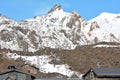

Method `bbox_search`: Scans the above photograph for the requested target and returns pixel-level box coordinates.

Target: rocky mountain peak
[90,12,120,39]
[48,4,62,13]
[71,11,85,23]
[0,7,119,52]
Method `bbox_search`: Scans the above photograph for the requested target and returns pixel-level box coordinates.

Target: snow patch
[93,44,120,48]
[6,52,73,76]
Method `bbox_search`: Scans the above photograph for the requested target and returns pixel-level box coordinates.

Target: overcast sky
[0,0,120,21]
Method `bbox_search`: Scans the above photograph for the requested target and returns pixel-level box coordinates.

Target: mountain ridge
[90,12,120,39]
[0,5,119,52]
[0,5,120,77]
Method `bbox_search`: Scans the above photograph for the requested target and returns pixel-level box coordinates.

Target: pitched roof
[93,68,120,76]
[0,70,32,76]
[69,72,80,78]
[0,70,36,79]
[83,68,120,78]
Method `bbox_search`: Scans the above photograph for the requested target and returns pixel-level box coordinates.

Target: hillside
[0,5,119,52]
[0,5,120,78]
[1,42,120,77]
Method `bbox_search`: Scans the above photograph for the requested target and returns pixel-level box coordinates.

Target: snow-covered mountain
[0,5,119,52]
[90,12,120,39]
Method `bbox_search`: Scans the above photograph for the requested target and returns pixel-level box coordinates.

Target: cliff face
[0,5,120,77]
[0,5,119,52]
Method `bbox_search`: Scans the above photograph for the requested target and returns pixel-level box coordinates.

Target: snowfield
[0,5,120,77]
[6,52,74,76]
[90,12,120,39]
[93,44,120,48]
[0,5,120,52]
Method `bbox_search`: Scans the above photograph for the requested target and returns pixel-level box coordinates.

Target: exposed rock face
[0,6,119,52]
[90,12,120,39]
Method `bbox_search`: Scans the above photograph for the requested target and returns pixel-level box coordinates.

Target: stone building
[21,64,39,75]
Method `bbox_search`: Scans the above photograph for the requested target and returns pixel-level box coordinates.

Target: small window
[28,70,30,73]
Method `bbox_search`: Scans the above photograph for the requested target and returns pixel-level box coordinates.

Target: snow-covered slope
[6,52,73,76]
[0,5,119,52]
[1,5,120,77]
[90,12,120,39]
